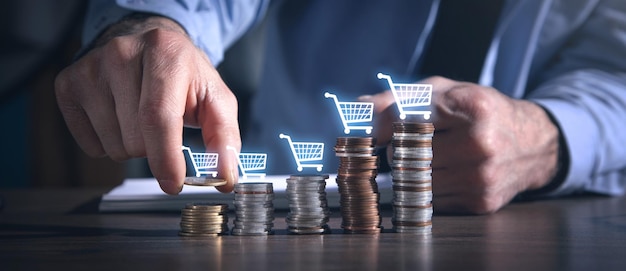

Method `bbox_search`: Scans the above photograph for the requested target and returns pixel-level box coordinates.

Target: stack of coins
[334,137,382,234]
[391,122,435,234]
[285,174,331,234]
[231,182,275,236]
[179,203,229,236]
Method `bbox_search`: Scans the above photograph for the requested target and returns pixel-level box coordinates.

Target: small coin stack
[285,174,331,234]
[391,122,435,234]
[179,203,229,237]
[231,182,275,236]
[334,137,382,234]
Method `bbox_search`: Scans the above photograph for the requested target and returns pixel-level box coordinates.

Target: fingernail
[230,168,239,184]
[357,95,373,101]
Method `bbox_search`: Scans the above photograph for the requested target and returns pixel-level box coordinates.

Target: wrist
[520,105,570,197]
[87,13,187,53]
[101,13,186,43]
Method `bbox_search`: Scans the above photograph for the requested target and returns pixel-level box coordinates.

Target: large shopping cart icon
[227,146,267,179]
[324,92,373,134]
[377,73,432,120]
[182,146,218,177]
[279,133,324,172]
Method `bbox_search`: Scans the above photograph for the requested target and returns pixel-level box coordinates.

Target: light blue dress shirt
[83,0,626,197]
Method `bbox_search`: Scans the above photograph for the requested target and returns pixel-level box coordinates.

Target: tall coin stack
[334,137,382,234]
[391,122,435,234]
[285,174,331,234]
[231,182,275,236]
[179,203,229,236]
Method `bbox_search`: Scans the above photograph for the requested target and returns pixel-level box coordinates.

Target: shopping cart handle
[377,73,390,80]
[279,133,288,139]
[324,92,336,99]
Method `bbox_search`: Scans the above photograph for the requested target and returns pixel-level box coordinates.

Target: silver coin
[393,160,432,168]
[393,132,434,138]
[393,225,432,234]
[393,193,432,202]
[286,174,331,233]
[232,182,275,234]
[287,174,330,181]
[184,177,227,186]
[231,229,273,236]
[288,226,329,234]
[393,148,433,158]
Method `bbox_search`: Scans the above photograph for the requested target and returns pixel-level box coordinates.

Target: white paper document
[99,174,393,212]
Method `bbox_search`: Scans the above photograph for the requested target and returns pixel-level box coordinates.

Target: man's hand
[364,76,560,214]
[55,16,241,194]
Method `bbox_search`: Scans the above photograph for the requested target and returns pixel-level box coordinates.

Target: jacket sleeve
[528,0,626,196]
[82,0,269,65]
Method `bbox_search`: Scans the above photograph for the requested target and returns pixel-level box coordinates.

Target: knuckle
[470,93,493,117]
[108,151,130,162]
[470,170,504,214]
[54,69,70,96]
[467,198,499,214]
[123,136,146,157]
[143,28,189,56]
[139,98,178,131]
[102,36,136,68]
[82,145,106,158]
[102,142,131,162]
[471,131,498,161]
[424,75,451,85]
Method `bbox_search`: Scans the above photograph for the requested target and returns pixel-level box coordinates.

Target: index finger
[197,74,241,193]
[138,33,189,195]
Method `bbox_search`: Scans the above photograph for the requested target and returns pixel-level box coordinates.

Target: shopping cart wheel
[212,173,218,177]
[366,128,372,134]
[297,166,303,172]
[344,128,350,134]
[424,114,431,120]
[400,113,407,120]
[316,166,322,172]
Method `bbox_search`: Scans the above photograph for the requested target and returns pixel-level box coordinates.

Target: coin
[391,121,434,234]
[185,202,229,211]
[231,182,275,236]
[285,174,331,234]
[184,177,227,186]
[178,202,230,237]
[334,136,382,234]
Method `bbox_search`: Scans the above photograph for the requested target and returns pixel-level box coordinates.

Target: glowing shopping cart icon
[182,146,218,177]
[377,73,432,120]
[227,146,267,179]
[324,92,373,134]
[279,133,324,172]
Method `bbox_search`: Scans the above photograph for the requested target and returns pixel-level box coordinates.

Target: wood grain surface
[1,189,625,270]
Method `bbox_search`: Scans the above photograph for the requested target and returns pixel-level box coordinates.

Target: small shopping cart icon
[279,133,324,172]
[377,73,432,120]
[182,146,219,177]
[227,146,267,179]
[324,92,373,134]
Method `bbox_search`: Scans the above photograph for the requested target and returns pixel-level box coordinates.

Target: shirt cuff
[114,0,225,64]
[529,98,598,197]
[82,0,226,65]
[80,1,134,57]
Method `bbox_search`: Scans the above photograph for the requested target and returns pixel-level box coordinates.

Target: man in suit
[55,0,626,213]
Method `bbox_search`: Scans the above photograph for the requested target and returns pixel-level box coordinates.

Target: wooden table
[1,188,625,270]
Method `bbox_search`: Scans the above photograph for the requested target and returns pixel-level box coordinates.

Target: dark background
[1,1,130,189]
